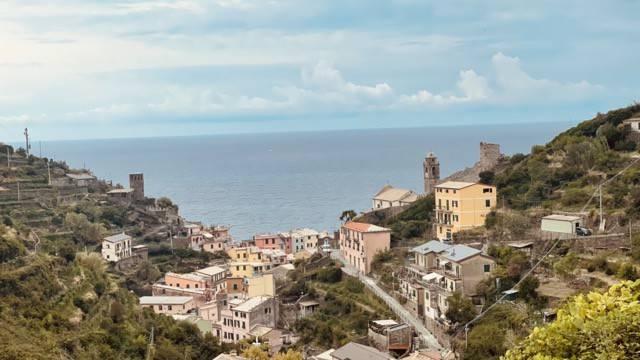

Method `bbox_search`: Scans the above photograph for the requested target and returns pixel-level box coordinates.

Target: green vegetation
[0,226,226,359]
[445,292,477,325]
[385,194,434,242]
[286,262,394,349]
[495,104,640,212]
[504,280,640,360]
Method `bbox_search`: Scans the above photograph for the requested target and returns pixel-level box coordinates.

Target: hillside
[0,147,227,359]
[494,104,640,223]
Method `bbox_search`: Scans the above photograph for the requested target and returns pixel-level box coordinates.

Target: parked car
[576,227,592,236]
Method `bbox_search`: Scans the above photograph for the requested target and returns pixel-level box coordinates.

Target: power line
[456,153,640,338]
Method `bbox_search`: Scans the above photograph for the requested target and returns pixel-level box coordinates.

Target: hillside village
[1,105,640,359]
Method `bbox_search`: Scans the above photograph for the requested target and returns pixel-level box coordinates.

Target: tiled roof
[343,222,390,233]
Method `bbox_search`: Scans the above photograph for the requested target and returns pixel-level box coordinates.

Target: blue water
[38,124,571,239]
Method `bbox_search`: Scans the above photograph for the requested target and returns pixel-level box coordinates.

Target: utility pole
[598,184,604,232]
[24,128,30,156]
[47,161,52,186]
[146,326,155,360]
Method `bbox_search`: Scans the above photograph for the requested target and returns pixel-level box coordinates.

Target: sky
[0,0,639,141]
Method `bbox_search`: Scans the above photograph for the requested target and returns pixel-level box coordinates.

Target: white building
[101,232,132,262]
[541,214,582,238]
[290,228,320,253]
[139,296,195,315]
[372,185,418,209]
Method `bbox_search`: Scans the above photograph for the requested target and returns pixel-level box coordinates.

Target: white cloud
[0,53,603,127]
[491,52,602,101]
[302,61,393,98]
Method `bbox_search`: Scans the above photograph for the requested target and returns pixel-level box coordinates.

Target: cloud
[0,53,603,127]
[302,61,393,98]
[491,52,602,102]
[400,52,600,107]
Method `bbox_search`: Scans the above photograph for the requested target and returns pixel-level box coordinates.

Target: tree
[64,212,106,245]
[445,292,477,325]
[58,244,76,263]
[517,276,540,303]
[339,210,357,222]
[479,170,495,185]
[242,346,270,360]
[274,349,303,360]
[504,280,640,360]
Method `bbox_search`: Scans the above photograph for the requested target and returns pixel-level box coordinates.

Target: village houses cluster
[101,220,335,349]
[98,143,544,358]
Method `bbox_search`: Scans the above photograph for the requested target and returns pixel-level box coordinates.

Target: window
[485,199,491,207]
[483,188,493,193]
[168,305,172,310]
[158,305,163,310]
[233,284,238,290]
[484,264,491,273]
[195,284,198,288]
[186,284,190,289]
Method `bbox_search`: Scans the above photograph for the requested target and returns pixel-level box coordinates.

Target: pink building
[164,272,210,290]
[253,233,287,251]
[339,222,391,274]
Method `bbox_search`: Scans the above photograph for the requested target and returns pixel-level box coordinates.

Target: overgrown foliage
[504,280,640,360]
[495,104,640,212]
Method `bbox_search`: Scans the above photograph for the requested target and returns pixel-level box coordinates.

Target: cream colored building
[434,181,496,240]
[411,240,495,320]
[339,222,391,273]
[139,296,195,315]
[101,232,132,262]
[372,185,418,209]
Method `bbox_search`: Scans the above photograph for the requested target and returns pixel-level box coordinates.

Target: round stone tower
[423,152,440,195]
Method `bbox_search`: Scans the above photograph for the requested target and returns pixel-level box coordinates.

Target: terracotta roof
[343,222,390,233]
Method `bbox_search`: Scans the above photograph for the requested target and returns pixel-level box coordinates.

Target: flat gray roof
[104,233,131,243]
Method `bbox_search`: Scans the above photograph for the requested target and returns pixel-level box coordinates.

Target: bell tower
[423,152,440,195]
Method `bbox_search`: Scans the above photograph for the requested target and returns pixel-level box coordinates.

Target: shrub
[445,292,477,325]
[617,263,639,281]
[316,267,342,283]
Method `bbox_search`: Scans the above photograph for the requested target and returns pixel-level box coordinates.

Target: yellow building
[434,181,496,240]
[228,261,273,278]
[227,246,264,263]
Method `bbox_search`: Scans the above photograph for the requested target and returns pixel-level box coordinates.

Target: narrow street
[330,251,442,351]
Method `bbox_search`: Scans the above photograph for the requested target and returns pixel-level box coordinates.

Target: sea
[37,123,571,240]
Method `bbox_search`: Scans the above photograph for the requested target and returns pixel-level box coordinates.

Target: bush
[617,263,639,281]
[445,292,477,325]
[316,267,342,283]
[479,171,495,185]
[58,244,76,263]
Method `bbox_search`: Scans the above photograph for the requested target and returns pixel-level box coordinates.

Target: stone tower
[423,152,440,195]
[129,173,145,201]
[479,142,501,172]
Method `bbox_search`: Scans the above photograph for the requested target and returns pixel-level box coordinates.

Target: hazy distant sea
[38,124,571,239]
